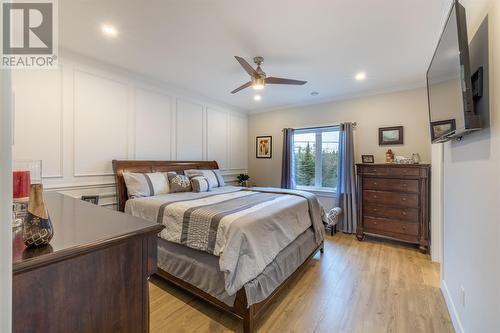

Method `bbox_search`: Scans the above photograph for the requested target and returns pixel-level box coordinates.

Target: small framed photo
[256,136,272,158]
[81,195,99,205]
[431,119,456,141]
[379,126,404,145]
[362,155,375,163]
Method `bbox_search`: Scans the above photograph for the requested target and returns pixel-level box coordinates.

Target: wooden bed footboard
[156,241,324,333]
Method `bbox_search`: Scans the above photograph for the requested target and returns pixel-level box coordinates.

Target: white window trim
[296,185,336,197]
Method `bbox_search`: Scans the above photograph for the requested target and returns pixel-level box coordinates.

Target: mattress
[157,227,318,306]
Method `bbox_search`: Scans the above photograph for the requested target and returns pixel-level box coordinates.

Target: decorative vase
[22,183,54,247]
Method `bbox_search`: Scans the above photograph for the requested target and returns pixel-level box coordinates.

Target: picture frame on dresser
[355,163,430,253]
[361,155,375,163]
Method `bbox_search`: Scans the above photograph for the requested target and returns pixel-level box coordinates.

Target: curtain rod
[288,122,357,131]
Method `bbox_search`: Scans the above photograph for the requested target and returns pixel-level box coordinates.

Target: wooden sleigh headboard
[112,160,219,212]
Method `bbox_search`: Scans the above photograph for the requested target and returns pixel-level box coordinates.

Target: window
[293,126,340,191]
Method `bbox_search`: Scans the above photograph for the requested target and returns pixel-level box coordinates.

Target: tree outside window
[293,127,339,191]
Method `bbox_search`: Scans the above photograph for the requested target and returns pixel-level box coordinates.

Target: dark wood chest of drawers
[356,164,430,253]
[12,193,163,333]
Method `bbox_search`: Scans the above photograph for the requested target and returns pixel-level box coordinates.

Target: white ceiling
[60,0,453,112]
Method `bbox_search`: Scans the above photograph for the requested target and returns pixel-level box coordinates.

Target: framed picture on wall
[379,126,404,145]
[256,136,272,158]
[81,195,99,205]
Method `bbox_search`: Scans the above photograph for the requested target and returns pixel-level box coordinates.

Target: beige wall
[248,87,431,187]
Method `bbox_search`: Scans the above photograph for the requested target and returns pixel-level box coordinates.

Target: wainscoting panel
[229,113,248,170]
[206,108,229,170]
[176,99,204,160]
[135,88,172,160]
[12,54,247,210]
[12,69,63,178]
[73,70,129,176]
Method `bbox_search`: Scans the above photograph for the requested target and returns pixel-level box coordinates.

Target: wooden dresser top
[356,163,431,167]
[13,192,163,274]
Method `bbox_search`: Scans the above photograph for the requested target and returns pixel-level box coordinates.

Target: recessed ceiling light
[355,72,367,81]
[310,91,319,96]
[254,95,261,101]
[101,24,118,38]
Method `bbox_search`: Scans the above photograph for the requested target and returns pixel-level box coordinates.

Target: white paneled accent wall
[73,70,129,176]
[176,99,204,160]
[207,108,229,169]
[12,53,247,210]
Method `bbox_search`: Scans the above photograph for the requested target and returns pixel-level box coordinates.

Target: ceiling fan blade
[230,81,252,94]
[235,56,258,78]
[265,77,307,85]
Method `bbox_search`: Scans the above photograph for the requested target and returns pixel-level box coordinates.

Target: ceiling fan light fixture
[251,77,265,90]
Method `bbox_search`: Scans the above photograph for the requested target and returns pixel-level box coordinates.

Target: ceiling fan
[231,56,307,94]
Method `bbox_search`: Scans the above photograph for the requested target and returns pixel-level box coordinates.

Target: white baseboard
[441,279,465,333]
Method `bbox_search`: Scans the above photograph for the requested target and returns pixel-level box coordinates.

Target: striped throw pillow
[123,172,169,199]
[191,176,211,192]
[184,169,225,188]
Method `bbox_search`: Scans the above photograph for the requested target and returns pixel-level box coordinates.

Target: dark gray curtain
[336,122,357,233]
[281,128,295,189]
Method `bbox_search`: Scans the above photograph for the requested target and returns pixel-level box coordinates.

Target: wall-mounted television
[427,0,482,143]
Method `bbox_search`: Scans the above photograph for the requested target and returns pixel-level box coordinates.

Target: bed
[112,160,325,333]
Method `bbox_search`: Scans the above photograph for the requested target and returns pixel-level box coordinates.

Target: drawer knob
[402,226,406,230]
[373,221,377,225]
[373,182,378,185]
[401,197,407,201]
[402,211,407,216]
[373,208,378,212]
[402,183,407,187]
[373,195,378,199]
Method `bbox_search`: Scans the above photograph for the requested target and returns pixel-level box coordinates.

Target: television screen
[427,1,480,143]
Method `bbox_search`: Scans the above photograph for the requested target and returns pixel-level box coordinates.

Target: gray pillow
[191,176,211,193]
[184,169,225,188]
[167,172,192,193]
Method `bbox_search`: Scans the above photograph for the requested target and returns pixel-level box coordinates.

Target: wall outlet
[460,286,466,308]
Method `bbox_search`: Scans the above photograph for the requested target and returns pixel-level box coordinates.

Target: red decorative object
[385,149,394,163]
[13,171,31,199]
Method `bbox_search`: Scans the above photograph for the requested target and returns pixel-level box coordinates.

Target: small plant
[236,174,250,185]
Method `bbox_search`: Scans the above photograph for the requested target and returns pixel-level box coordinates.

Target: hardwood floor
[149,233,454,333]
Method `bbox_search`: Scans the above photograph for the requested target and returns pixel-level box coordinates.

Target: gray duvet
[125,186,325,297]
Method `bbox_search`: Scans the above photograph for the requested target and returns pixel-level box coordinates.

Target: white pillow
[123,172,169,198]
[184,169,225,188]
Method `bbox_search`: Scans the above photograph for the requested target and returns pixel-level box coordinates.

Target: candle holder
[12,160,42,228]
